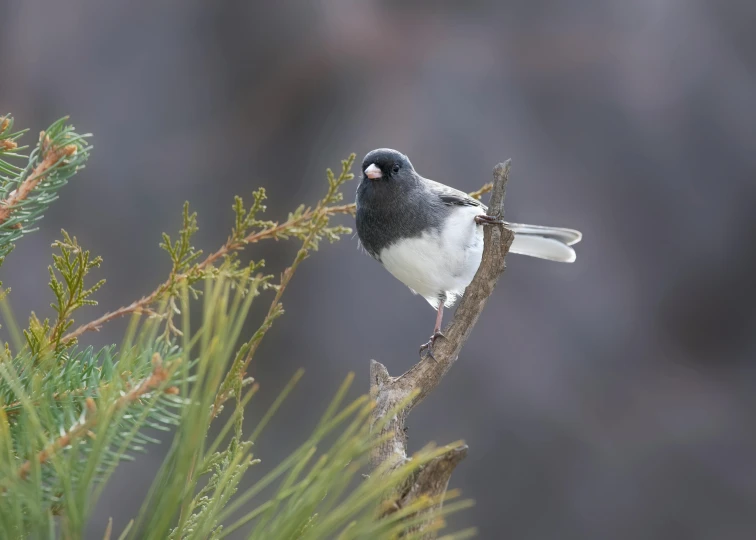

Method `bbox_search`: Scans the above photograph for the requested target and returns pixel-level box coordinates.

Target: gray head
[361,148,416,183]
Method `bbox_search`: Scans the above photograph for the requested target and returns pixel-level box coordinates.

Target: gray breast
[355,182,447,260]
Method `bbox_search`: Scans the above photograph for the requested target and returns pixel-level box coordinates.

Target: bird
[355,148,582,358]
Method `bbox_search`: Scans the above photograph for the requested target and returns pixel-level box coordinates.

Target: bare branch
[369,160,515,536]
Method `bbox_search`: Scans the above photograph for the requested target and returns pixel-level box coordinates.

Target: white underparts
[379,208,580,309]
[380,205,483,309]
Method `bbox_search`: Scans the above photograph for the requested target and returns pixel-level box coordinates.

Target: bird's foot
[475,214,505,226]
[419,331,446,361]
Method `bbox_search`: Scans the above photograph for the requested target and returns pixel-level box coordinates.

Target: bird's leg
[475,214,505,226]
[419,298,446,360]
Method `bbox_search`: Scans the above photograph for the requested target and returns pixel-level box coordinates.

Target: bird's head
[361,148,415,183]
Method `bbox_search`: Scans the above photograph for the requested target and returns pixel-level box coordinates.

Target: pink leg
[420,299,446,360]
[433,302,445,334]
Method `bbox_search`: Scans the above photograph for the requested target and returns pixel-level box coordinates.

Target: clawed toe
[419,331,446,360]
[475,214,505,226]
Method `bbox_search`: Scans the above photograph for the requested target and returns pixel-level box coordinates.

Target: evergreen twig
[0,116,19,152]
[15,353,178,481]
[60,202,356,345]
[0,142,77,225]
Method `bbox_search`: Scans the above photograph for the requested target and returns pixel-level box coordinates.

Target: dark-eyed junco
[355,148,582,357]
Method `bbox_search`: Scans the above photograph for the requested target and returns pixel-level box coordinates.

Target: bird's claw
[419,331,446,361]
[475,214,505,226]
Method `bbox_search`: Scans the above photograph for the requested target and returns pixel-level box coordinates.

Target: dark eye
[392,164,401,173]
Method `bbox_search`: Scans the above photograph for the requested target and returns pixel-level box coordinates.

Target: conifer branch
[0,116,18,152]
[4,381,105,418]
[0,133,78,225]
[16,353,178,481]
[0,116,91,276]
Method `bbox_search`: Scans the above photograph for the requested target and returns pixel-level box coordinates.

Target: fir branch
[0,121,87,225]
[0,142,77,225]
[0,116,19,152]
[0,116,91,272]
[15,352,177,481]
[0,363,176,420]
[4,379,104,418]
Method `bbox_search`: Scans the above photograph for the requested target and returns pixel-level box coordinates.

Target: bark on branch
[369,161,515,535]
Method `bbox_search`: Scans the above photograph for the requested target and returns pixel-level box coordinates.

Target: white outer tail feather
[506,223,582,263]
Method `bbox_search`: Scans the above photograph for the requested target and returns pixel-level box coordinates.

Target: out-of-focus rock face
[2,1,756,538]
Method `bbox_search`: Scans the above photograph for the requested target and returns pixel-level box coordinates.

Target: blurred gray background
[2,0,756,538]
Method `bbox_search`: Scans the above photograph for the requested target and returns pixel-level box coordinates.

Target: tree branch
[0,115,17,150]
[16,353,177,481]
[0,134,78,225]
[369,161,515,535]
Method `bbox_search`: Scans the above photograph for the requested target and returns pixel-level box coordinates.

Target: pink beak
[365,163,382,179]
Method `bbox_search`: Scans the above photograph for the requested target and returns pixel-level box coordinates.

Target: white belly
[379,205,484,308]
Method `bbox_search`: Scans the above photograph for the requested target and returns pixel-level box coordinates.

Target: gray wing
[423,178,487,210]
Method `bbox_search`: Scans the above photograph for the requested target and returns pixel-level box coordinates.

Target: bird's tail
[506,222,582,263]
